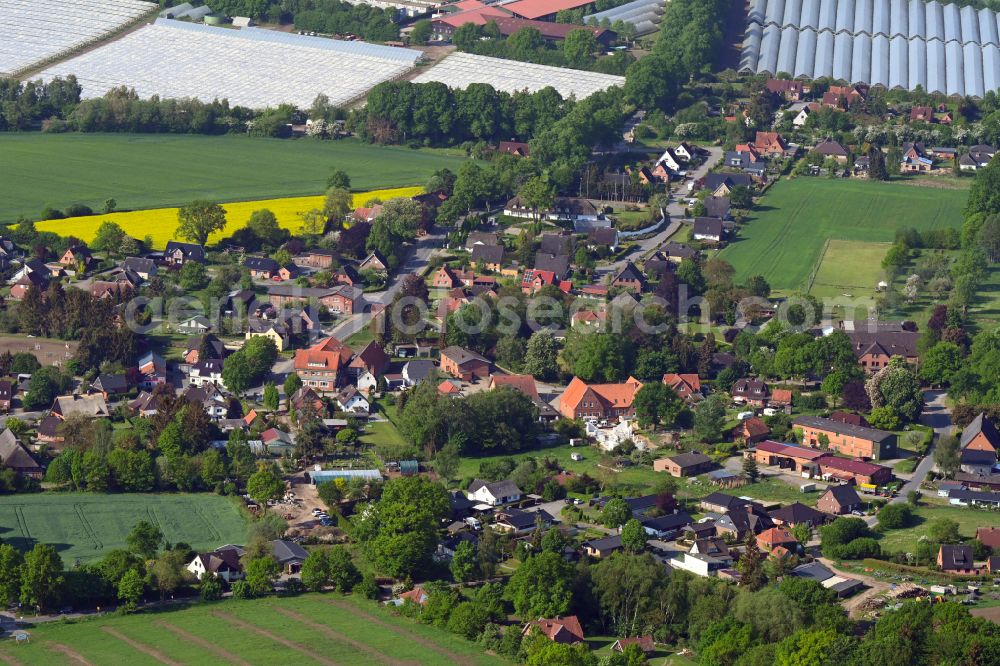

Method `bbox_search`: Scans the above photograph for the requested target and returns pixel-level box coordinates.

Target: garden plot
[0,0,156,77]
[411,51,625,99]
[38,18,422,108]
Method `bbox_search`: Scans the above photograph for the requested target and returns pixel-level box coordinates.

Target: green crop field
[0,594,508,665]
[0,133,466,223]
[720,178,967,294]
[0,493,247,564]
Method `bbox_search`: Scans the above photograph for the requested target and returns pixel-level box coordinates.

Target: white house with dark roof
[467,479,522,506]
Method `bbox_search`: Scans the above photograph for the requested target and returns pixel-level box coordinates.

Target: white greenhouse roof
[742,0,1000,96]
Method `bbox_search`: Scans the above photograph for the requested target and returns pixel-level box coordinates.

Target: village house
[738,416,770,445]
[640,511,693,539]
[522,616,585,645]
[498,140,531,157]
[164,241,206,265]
[294,248,338,269]
[359,250,389,275]
[765,78,807,100]
[336,386,370,414]
[844,325,919,372]
[611,262,646,293]
[692,217,725,243]
[662,373,702,402]
[654,451,713,477]
[812,138,850,164]
[901,142,934,172]
[769,502,828,528]
[189,358,225,388]
[51,393,110,419]
[700,173,753,197]
[294,337,353,392]
[558,376,643,421]
[467,478,522,506]
[494,507,554,535]
[582,534,624,559]
[752,131,790,158]
[757,526,798,553]
[959,145,997,171]
[92,373,129,400]
[187,545,244,583]
[122,256,157,280]
[731,378,769,406]
[817,484,862,515]
[699,492,750,514]
[0,429,43,478]
[961,413,1000,456]
[440,346,490,381]
[267,284,362,314]
[611,637,655,655]
[938,544,976,574]
[793,415,897,460]
[138,351,166,390]
[470,244,504,272]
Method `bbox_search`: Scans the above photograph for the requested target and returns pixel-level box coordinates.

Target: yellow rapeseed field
[35,187,423,249]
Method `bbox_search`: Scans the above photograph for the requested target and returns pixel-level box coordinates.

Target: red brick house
[752,131,789,158]
[267,285,362,314]
[817,484,862,515]
[440,346,490,381]
[794,415,897,460]
[739,416,770,445]
[558,376,643,421]
[294,337,353,392]
[611,262,646,293]
[961,413,1000,456]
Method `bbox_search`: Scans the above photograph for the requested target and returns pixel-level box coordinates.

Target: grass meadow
[0,133,464,223]
[876,504,997,555]
[35,187,422,249]
[0,594,508,665]
[0,493,247,563]
[807,239,893,304]
[720,178,967,294]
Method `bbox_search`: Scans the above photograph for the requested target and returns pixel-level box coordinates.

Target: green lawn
[0,594,507,665]
[0,134,465,223]
[0,493,247,564]
[808,239,892,303]
[877,505,998,554]
[720,178,967,294]
[720,477,820,506]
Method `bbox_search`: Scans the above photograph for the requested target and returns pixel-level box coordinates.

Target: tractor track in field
[156,621,252,666]
[73,504,102,551]
[101,627,182,666]
[49,644,93,666]
[273,607,414,665]
[212,611,340,666]
[322,599,475,666]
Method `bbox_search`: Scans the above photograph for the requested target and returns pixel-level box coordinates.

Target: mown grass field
[807,239,892,301]
[0,133,465,223]
[35,187,422,249]
[720,178,967,294]
[0,493,247,563]
[876,504,998,554]
[0,594,508,665]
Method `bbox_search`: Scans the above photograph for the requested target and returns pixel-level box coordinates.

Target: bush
[64,204,94,217]
[877,503,913,529]
[830,537,881,560]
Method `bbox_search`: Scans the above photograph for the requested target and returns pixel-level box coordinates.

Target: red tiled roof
[523,615,585,643]
[756,440,826,460]
[816,455,888,477]
[504,0,594,19]
[489,374,540,401]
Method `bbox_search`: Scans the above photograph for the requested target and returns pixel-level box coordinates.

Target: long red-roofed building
[558,376,642,421]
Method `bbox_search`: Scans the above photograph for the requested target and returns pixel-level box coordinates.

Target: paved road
[598,146,723,276]
[890,390,951,504]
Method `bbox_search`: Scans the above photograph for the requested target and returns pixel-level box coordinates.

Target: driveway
[890,390,951,504]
